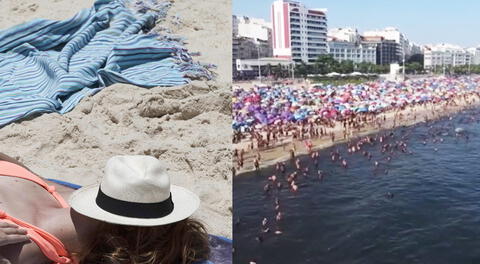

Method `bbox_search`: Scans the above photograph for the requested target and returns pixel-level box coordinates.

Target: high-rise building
[236,16,272,42]
[232,15,274,78]
[327,41,376,64]
[424,44,472,70]
[328,27,360,43]
[271,0,328,63]
[327,28,375,64]
[409,42,423,57]
[362,36,400,65]
[364,27,409,59]
[467,47,480,65]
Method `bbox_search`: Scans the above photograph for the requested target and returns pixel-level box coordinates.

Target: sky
[233,0,480,47]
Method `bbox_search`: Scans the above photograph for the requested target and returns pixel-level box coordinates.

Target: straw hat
[69,155,199,226]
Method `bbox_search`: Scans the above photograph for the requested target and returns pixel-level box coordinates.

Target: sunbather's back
[0,160,80,264]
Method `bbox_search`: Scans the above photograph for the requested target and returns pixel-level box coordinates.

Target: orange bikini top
[0,160,77,264]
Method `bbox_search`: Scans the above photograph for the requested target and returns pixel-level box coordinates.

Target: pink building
[271,0,328,63]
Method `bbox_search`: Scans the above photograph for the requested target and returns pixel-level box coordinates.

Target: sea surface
[234,108,480,264]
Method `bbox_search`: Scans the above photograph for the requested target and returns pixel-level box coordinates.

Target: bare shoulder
[0,154,76,200]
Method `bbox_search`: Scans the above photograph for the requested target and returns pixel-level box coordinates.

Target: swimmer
[268,175,277,182]
[263,184,270,193]
[277,182,283,190]
[385,192,394,199]
[290,149,295,159]
[276,212,283,221]
[295,159,301,170]
[290,181,298,192]
[262,218,268,227]
[318,170,324,181]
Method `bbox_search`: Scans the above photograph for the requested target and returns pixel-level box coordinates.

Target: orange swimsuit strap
[0,161,69,208]
[0,161,76,264]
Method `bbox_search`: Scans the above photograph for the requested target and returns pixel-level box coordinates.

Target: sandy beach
[0,0,232,238]
[234,91,480,174]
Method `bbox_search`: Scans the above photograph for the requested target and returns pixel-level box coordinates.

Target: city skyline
[233,0,480,47]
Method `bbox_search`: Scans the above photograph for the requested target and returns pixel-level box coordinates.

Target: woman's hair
[78,218,210,264]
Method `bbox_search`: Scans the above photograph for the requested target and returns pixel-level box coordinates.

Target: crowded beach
[232,76,480,173]
[234,77,480,264]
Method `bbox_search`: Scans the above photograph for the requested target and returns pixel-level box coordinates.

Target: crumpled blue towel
[0,0,210,127]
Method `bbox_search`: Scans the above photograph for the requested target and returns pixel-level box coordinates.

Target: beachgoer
[0,154,210,264]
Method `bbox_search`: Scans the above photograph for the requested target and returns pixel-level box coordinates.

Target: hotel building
[271,0,328,63]
[424,44,472,69]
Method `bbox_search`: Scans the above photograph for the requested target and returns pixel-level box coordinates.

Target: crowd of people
[242,106,478,264]
[232,76,480,172]
[235,77,480,264]
[233,77,480,133]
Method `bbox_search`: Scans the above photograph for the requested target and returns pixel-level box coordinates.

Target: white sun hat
[69,155,200,226]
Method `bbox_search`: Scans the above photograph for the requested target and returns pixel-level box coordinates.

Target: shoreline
[234,93,480,175]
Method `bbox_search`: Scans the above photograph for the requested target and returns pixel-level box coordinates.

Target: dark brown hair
[78,218,210,264]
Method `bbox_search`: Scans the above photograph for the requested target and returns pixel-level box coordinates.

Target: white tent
[326,72,340,77]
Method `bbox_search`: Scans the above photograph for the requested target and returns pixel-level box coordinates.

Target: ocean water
[233,108,480,264]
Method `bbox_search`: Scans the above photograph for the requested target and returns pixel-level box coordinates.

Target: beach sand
[0,0,232,238]
[234,92,480,174]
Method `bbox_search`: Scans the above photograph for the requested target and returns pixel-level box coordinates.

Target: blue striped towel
[0,0,211,127]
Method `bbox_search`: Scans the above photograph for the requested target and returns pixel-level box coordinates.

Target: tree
[337,60,354,74]
[314,54,339,74]
[356,62,375,73]
[407,54,424,67]
[295,61,309,78]
[406,62,423,74]
[372,64,389,74]
[272,64,282,79]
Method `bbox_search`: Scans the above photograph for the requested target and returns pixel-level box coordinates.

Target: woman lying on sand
[0,154,209,264]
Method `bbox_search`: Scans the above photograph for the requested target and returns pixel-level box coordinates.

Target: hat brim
[69,184,199,226]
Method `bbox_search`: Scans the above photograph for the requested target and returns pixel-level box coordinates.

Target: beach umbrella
[356,107,368,113]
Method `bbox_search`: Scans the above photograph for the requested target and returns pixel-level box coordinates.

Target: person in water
[0,154,210,264]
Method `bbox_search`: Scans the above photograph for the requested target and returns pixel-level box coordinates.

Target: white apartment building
[364,27,408,57]
[467,47,480,65]
[327,41,376,64]
[328,27,360,43]
[424,44,472,69]
[236,16,272,42]
[271,0,328,63]
[409,42,423,56]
